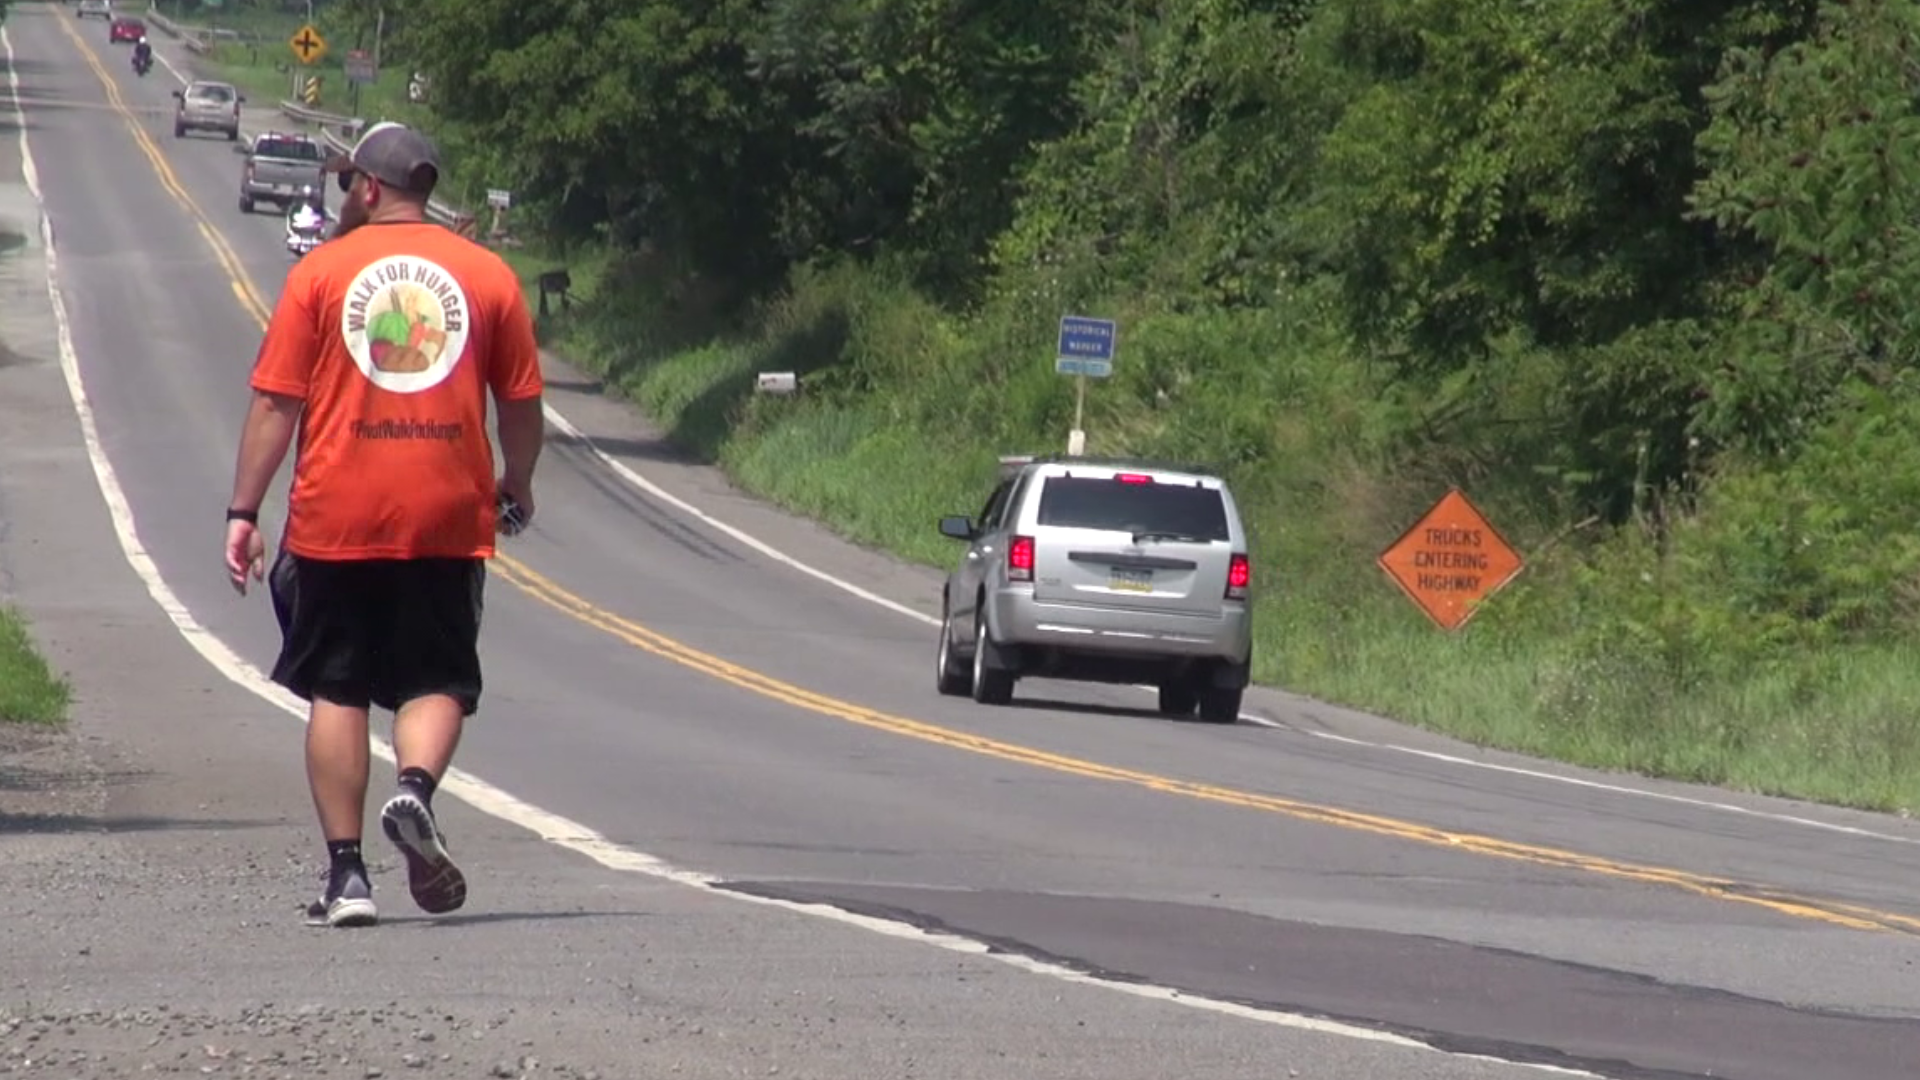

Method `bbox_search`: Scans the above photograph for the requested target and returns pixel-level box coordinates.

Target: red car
[109,18,145,44]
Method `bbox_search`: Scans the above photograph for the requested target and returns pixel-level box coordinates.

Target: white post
[1067,372,1087,456]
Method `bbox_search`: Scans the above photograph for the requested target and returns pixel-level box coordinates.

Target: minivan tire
[970,615,1014,706]
[1196,685,1242,724]
[1157,684,1197,716]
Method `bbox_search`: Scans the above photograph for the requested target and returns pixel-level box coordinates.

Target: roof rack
[1002,453,1223,478]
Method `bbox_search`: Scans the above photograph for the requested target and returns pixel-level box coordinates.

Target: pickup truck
[236,132,327,215]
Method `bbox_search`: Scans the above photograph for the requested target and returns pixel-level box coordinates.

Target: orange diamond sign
[1377,488,1524,631]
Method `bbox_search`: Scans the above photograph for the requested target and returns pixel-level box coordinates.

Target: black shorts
[268,551,487,716]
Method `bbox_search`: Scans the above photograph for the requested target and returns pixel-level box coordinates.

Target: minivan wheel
[934,605,969,697]
[1196,685,1243,724]
[970,615,1014,705]
[1157,683,1198,716]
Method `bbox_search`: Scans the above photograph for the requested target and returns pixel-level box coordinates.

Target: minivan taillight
[1008,535,1035,582]
[1226,553,1250,600]
[1114,472,1153,484]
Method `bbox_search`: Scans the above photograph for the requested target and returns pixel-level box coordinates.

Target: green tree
[1297,0,1815,520]
[988,0,1326,313]
[400,0,801,292]
[1311,0,1814,364]
[749,0,1099,298]
[1692,0,1920,456]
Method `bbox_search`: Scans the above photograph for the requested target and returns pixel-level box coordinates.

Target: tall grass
[0,606,68,726]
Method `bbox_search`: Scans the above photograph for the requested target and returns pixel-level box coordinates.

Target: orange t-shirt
[250,222,544,561]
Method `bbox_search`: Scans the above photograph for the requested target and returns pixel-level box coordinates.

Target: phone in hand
[497,491,529,537]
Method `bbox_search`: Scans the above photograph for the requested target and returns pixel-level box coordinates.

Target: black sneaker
[305,866,377,928]
[380,790,467,914]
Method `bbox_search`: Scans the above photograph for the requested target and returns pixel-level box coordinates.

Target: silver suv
[172,80,243,141]
[935,455,1255,722]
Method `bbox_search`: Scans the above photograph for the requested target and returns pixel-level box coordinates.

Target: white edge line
[546,404,1299,737]
[156,48,187,86]
[540,404,942,627]
[1301,730,1920,846]
[4,20,1600,1078]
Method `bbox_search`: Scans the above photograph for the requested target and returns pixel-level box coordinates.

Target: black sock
[397,766,438,806]
[327,838,364,877]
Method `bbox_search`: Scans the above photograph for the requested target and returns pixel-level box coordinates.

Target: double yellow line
[49,8,1920,937]
[60,15,271,322]
[494,542,1920,935]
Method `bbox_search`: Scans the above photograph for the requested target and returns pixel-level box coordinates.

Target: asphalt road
[4,5,1920,1078]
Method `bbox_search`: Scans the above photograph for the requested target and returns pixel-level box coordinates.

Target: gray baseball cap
[323,120,441,194]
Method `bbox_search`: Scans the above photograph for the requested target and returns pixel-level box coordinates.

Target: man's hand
[226,519,267,595]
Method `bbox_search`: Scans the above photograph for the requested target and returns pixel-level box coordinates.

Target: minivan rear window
[1036,476,1230,541]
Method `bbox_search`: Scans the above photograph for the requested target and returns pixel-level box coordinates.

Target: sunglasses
[336,168,358,194]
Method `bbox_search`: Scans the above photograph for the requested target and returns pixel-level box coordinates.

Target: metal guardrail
[143,9,217,53]
[279,99,359,131]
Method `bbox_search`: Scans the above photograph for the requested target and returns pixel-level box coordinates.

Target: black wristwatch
[226,507,259,524]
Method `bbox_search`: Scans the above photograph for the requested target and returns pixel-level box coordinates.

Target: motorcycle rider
[131,36,153,72]
[286,186,330,253]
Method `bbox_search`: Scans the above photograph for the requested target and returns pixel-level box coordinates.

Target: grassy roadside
[0,605,68,726]
[493,253,1920,817]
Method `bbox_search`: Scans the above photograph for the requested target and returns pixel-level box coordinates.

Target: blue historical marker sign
[1056,315,1117,377]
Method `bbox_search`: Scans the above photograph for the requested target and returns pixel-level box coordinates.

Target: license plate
[1109,567,1153,593]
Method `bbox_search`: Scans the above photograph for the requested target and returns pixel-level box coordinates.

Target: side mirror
[171,89,182,99]
[236,94,247,103]
[938,516,976,541]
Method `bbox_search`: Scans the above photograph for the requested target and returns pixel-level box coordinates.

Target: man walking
[223,121,546,928]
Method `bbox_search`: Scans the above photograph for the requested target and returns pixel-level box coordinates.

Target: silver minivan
[936,456,1255,722]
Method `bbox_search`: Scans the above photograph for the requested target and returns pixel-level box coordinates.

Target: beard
[332,187,371,237]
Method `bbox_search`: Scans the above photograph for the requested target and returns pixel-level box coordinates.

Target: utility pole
[372,4,386,72]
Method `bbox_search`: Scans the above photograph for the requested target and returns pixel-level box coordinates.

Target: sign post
[1376,488,1524,631]
[1055,315,1117,456]
[344,49,376,116]
[486,189,512,242]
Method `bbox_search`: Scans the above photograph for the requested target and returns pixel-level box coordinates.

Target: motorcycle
[131,51,151,77]
[285,210,331,259]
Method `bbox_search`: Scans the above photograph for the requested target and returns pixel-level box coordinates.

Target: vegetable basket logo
[341,255,471,394]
